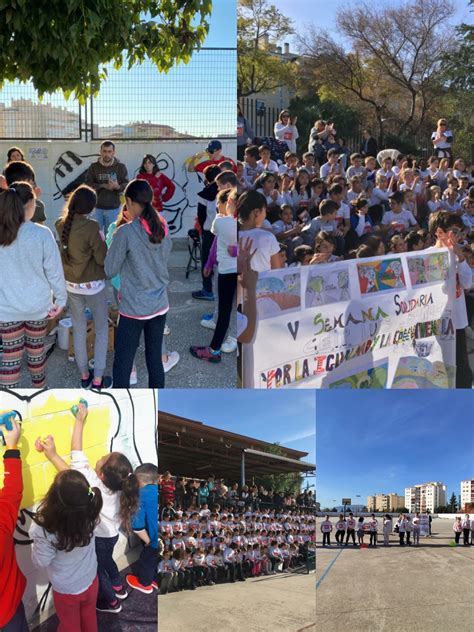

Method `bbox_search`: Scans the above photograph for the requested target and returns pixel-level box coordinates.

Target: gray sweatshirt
[0,222,67,322]
[30,521,97,595]
[105,218,171,318]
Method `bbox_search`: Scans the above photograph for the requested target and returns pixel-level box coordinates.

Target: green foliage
[441,1,474,91]
[252,443,303,495]
[237,0,294,97]
[0,0,212,102]
[448,492,457,512]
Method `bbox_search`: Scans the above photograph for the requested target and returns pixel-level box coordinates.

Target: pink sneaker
[189,346,221,363]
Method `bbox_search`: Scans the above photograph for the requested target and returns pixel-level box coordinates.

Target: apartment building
[405,482,447,513]
[460,478,474,509]
[367,493,405,512]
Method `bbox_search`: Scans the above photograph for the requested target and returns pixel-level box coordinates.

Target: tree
[394,506,409,513]
[237,0,294,97]
[253,443,303,495]
[297,0,455,143]
[0,0,212,101]
[441,0,474,92]
[448,493,457,512]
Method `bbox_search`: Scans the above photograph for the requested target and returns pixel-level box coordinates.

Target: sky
[270,0,472,50]
[158,389,316,490]
[0,0,236,138]
[316,390,474,509]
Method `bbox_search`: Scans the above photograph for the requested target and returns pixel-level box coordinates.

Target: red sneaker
[126,574,153,594]
[189,346,221,363]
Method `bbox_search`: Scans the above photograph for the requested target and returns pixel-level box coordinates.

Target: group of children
[236,122,474,388]
[157,501,315,594]
[320,512,474,547]
[0,403,158,632]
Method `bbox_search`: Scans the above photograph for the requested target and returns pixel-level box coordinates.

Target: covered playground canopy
[158,411,315,483]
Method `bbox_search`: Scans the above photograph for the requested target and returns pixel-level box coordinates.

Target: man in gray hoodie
[85,141,129,234]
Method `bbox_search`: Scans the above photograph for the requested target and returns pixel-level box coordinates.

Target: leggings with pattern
[0,320,48,388]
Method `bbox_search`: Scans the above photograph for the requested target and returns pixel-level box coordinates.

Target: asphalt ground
[158,571,316,632]
[15,239,237,389]
[315,517,474,631]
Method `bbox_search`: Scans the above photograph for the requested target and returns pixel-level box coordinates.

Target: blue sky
[316,391,474,508]
[0,0,236,137]
[270,0,471,49]
[159,389,316,489]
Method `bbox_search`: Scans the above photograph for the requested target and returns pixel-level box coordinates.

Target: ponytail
[120,472,140,533]
[124,179,165,244]
[60,185,97,260]
[0,181,34,246]
[99,452,140,533]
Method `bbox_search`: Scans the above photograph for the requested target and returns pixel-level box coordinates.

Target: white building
[460,478,474,509]
[405,482,447,513]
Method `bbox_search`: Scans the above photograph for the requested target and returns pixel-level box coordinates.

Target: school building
[367,493,405,512]
[405,482,447,513]
[460,478,474,510]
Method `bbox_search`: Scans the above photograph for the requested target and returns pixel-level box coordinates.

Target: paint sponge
[71,398,89,416]
[0,410,17,431]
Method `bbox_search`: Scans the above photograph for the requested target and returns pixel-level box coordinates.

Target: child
[320,515,332,546]
[30,469,103,632]
[192,164,221,301]
[462,514,471,546]
[0,183,67,388]
[136,154,176,212]
[369,174,390,223]
[412,513,421,546]
[3,159,46,223]
[383,514,392,546]
[320,149,345,180]
[369,514,378,547]
[0,417,29,632]
[291,245,314,266]
[357,516,365,546]
[190,188,237,363]
[105,179,172,388]
[397,515,406,546]
[453,516,463,545]
[278,151,299,178]
[302,152,318,177]
[350,198,374,240]
[405,231,424,251]
[345,512,357,547]
[346,153,366,181]
[427,211,473,388]
[37,403,139,613]
[305,200,341,249]
[347,176,364,204]
[55,185,111,389]
[291,169,312,211]
[313,232,339,263]
[238,190,282,271]
[242,145,263,189]
[382,191,419,235]
[126,463,159,594]
[328,183,351,235]
[255,171,284,208]
[335,514,346,545]
[257,145,279,174]
[427,185,443,214]
[271,204,302,244]
[157,551,176,594]
[405,515,413,546]
[389,234,408,254]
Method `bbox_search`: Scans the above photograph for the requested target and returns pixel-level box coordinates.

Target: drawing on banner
[391,356,455,389]
[52,151,99,200]
[407,252,450,287]
[305,267,350,307]
[257,273,300,318]
[327,363,389,389]
[357,258,406,294]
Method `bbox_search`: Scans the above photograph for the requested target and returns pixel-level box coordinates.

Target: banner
[243,248,457,388]
[418,514,430,536]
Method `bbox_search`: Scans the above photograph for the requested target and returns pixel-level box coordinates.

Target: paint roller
[71,398,89,416]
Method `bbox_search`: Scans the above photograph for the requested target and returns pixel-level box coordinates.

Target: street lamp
[356,495,361,513]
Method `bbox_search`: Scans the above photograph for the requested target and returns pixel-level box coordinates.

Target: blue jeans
[135,544,158,586]
[91,206,120,235]
[95,535,121,606]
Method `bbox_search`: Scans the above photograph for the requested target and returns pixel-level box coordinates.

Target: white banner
[418,514,430,536]
[243,249,457,388]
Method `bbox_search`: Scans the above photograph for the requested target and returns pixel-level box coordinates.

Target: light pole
[356,495,361,513]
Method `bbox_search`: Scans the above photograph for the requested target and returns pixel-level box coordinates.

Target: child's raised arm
[0,419,23,534]
[35,436,69,472]
[71,402,88,452]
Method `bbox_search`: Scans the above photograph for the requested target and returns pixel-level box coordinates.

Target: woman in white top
[274,110,299,154]
[383,514,392,546]
[431,118,453,163]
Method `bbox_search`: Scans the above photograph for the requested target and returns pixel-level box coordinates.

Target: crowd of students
[319,512,474,547]
[0,139,239,389]
[0,404,158,632]
[236,111,474,388]
[157,472,316,594]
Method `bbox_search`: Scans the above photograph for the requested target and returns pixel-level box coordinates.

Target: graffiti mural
[0,388,157,624]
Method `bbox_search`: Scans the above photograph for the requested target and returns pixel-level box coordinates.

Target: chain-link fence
[0,48,236,142]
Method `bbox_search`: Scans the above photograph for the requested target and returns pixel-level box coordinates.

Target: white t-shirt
[211,215,237,274]
[70,450,121,538]
[336,202,350,226]
[320,162,345,180]
[274,122,299,154]
[198,195,217,231]
[369,187,390,206]
[257,159,279,174]
[256,188,285,208]
[240,228,280,272]
[382,210,417,232]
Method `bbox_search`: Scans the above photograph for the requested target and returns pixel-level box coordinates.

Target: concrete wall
[0,388,157,625]
[0,139,235,237]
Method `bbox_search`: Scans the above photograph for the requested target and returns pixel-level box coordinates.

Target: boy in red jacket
[0,417,29,631]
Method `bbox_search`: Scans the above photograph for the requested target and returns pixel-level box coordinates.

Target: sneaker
[130,364,138,385]
[190,346,221,363]
[163,351,180,373]
[112,585,129,600]
[91,376,113,390]
[80,370,94,389]
[164,324,171,335]
[200,314,216,330]
[126,574,153,595]
[96,601,122,614]
[221,336,237,353]
[151,581,159,591]
[192,290,214,301]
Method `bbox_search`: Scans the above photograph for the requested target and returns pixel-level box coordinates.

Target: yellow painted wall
[1,394,111,508]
